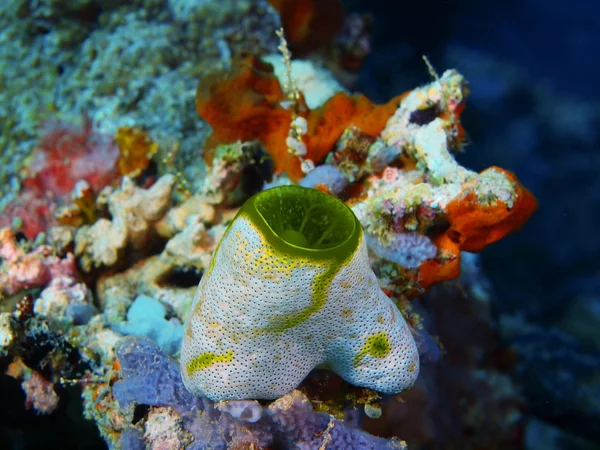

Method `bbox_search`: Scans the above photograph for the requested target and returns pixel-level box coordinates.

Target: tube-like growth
[180,186,419,401]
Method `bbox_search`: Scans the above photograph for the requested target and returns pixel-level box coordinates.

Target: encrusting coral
[351,69,537,290]
[75,174,176,272]
[196,55,403,181]
[180,185,419,401]
[111,335,406,449]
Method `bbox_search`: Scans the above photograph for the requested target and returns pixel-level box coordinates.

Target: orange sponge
[196,56,404,181]
[417,168,538,289]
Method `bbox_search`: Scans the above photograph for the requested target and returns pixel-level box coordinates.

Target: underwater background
[0,0,598,449]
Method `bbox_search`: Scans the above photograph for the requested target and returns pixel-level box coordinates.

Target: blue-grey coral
[114,336,408,449]
[299,164,349,195]
[113,336,199,413]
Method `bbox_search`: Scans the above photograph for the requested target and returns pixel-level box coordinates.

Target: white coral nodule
[180,185,419,401]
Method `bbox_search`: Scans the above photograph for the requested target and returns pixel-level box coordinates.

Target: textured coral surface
[0,0,572,449]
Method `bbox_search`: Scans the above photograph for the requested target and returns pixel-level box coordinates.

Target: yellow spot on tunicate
[235,221,321,284]
[230,214,359,334]
[353,332,391,366]
[377,314,385,324]
[390,305,397,323]
[186,350,234,375]
[341,309,353,318]
[193,298,204,318]
[340,280,352,290]
[408,361,418,374]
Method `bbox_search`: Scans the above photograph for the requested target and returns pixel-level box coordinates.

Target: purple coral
[113,336,406,449]
[365,231,437,269]
[300,164,349,195]
[113,336,200,413]
[267,390,406,450]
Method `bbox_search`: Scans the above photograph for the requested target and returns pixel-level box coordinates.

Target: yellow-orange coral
[197,56,294,175]
[55,180,98,227]
[115,126,158,178]
[417,168,538,289]
[303,93,404,176]
[196,56,404,181]
[444,168,537,253]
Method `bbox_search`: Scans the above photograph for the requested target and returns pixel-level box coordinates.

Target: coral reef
[0,0,281,213]
[0,119,121,239]
[23,118,120,200]
[0,228,93,329]
[97,218,220,325]
[0,1,542,448]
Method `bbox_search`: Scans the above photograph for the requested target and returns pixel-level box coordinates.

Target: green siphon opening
[250,185,357,251]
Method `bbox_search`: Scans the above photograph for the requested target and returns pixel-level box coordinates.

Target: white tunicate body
[180,214,419,401]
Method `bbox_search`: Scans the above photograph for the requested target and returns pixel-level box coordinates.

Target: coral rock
[155,196,216,239]
[75,175,176,271]
[22,371,60,415]
[23,118,120,200]
[267,390,407,450]
[75,218,127,272]
[33,271,93,325]
[144,406,189,450]
[200,141,272,207]
[0,227,79,297]
[0,190,56,240]
[97,220,219,323]
[352,70,537,291]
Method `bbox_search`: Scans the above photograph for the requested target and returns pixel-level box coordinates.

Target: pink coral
[0,191,55,240]
[0,228,78,296]
[22,371,60,414]
[0,118,121,239]
[24,117,119,199]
